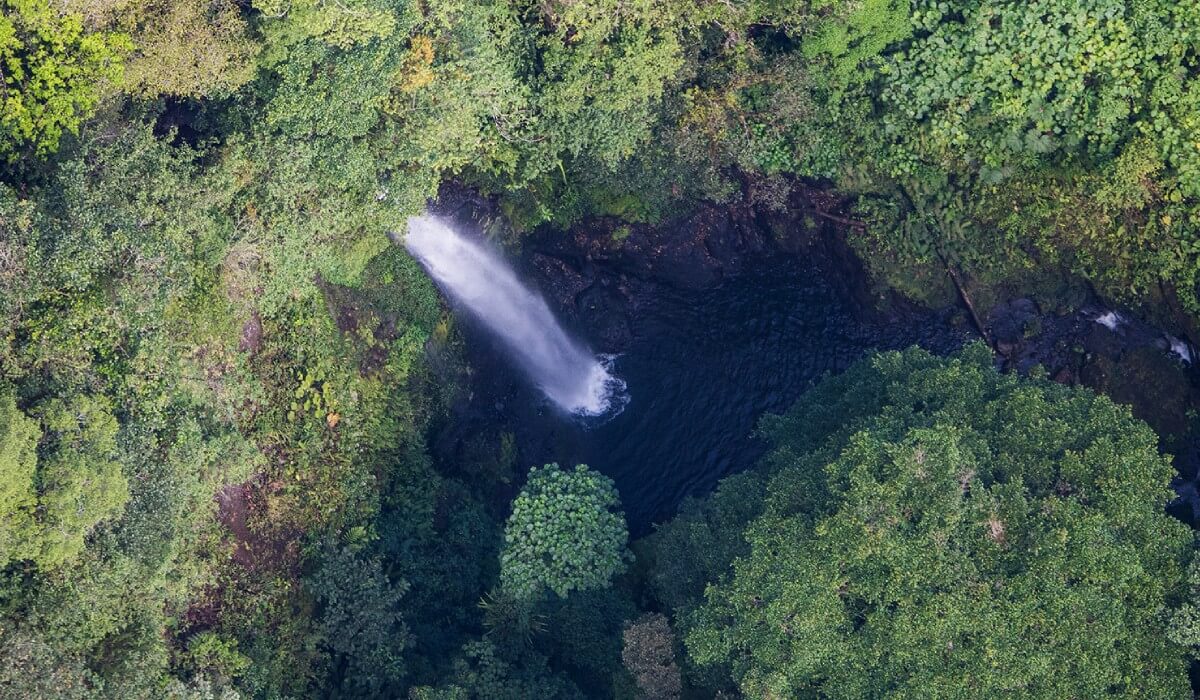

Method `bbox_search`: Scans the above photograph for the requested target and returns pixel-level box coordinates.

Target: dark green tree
[682,345,1193,698]
[409,639,583,700]
[306,544,412,696]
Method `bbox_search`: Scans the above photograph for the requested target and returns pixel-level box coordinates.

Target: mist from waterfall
[403,215,625,416]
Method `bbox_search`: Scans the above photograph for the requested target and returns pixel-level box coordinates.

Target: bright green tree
[0,388,39,564]
[683,344,1193,698]
[1167,551,1200,658]
[252,0,397,50]
[501,463,628,599]
[880,0,1200,174]
[33,395,128,567]
[0,391,129,569]
[0,0,130,159]
[804,0,1200,310]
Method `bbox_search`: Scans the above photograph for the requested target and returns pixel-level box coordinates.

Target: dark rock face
[986,299,1199,441]
[527,206,763,291]
[985,298,1200,526]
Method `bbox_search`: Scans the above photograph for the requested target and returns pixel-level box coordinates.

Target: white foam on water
[1167,334,1193,365]
[1094,311,1123,332]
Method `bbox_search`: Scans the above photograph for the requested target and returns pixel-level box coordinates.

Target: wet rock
[985,298,1200,440]
[701,207,767,269]
[1080,346,1193,443]
[576,281,632,353]
[987,298,1039,346]
[598,209,729,289]
[532,253,593,313]
[525,205,782,292]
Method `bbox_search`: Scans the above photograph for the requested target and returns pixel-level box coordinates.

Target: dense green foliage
[0,390,38,565]
[501,464,628,599]
[650,345,1195,697]
[2,0,1200,697]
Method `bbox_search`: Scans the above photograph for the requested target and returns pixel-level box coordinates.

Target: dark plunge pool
[441,253,974,535]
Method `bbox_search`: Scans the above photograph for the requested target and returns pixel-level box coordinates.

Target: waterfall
[403,215,625,416]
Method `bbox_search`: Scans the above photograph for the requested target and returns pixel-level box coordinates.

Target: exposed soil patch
[215,475,300,573]
[321,279,404,375]
[238,310,263,355]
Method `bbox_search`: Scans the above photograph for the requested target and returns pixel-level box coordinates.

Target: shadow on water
[448,257,973,535]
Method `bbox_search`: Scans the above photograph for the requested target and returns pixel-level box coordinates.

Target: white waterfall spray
[403,215,625,416]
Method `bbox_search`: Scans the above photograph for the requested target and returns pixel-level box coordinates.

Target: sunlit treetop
[0,0,130,160]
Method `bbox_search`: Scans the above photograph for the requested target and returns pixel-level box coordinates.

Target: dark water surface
[452,257,973,534]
